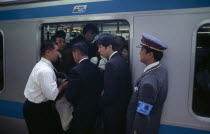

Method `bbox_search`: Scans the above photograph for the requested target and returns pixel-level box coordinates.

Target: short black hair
[143,46,163,61]
[55,30,66,38]
[116,36,126,43]
[122,44,129,51]
[72,41,88,56]
[83,23,99,35]
[40,40,57,56]
[115,36,127,51]
[51,32,65,42]
[96,34,118,51]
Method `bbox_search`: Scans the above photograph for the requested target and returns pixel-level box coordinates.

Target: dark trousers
[67,127,92,134]
[23,99,62,134]
[66,118,94,134]
[102,110,126,134]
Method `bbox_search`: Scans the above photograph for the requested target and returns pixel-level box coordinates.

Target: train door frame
[0,29,5,93]
[38,15,134,74]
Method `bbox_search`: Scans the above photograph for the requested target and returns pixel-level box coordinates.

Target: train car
[0,0,210,133]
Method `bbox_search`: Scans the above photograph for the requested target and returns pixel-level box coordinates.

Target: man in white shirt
[23,41,68,134]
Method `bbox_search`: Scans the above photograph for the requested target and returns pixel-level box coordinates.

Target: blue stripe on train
[0,0,210,20]
[0,99,24,119]
[0,99,210,133]
[159,124,210,134]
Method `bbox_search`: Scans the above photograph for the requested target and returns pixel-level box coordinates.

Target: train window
[193,23,210,117]
[41,20,129,44]
[0,31,3,91]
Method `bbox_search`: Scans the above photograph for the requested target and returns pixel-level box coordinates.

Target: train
[0,0,210,133]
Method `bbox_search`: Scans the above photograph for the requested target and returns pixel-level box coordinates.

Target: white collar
[109,51,118,60]
[79,57,88,63]
[41,57,54,69]
[144,61,160,72]
[58,52,62,58]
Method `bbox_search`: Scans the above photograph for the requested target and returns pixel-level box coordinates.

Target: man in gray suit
[127,33,168,134]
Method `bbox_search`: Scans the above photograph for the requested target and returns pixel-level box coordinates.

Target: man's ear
[72,50,77,55]
[75,50,81,57]
[148,51,154,58]
[108,44,112,50]
[45,50,51,56]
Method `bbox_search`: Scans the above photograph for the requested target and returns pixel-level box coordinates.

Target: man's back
[65,59,101,128]
[102,52,131,109]
[100,52,131,134]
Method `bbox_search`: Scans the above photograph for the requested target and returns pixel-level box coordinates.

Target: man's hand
[58,81,68,92]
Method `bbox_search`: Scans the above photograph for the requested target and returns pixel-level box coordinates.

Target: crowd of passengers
[23,23,168,134]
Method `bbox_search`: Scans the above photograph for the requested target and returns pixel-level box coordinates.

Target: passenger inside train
[193,24,210,117]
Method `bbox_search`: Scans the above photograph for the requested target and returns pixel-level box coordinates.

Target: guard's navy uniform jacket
[127,63,168,134]
[127,33,168,134]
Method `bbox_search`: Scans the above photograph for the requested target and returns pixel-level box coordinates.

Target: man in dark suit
[97,34,131,134]
[51,32,66,72]
[65,41,102,134]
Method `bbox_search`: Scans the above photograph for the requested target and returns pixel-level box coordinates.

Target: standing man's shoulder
[83,59,100,73]
[160,65,168,74]
[70,59,98,74]
[33,61,53,74]
[153,65,168,79]
[109,52,129,69]
[141,74,158,86]
[106,61,117,71]
[109,52,121,63]
[69,64,80,75]
[87,59,100,69]
[139,66,168,90]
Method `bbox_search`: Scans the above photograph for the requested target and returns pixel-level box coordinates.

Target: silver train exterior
[0,0,210,134]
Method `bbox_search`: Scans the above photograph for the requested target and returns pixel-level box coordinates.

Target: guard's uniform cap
[137,33,168,52]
